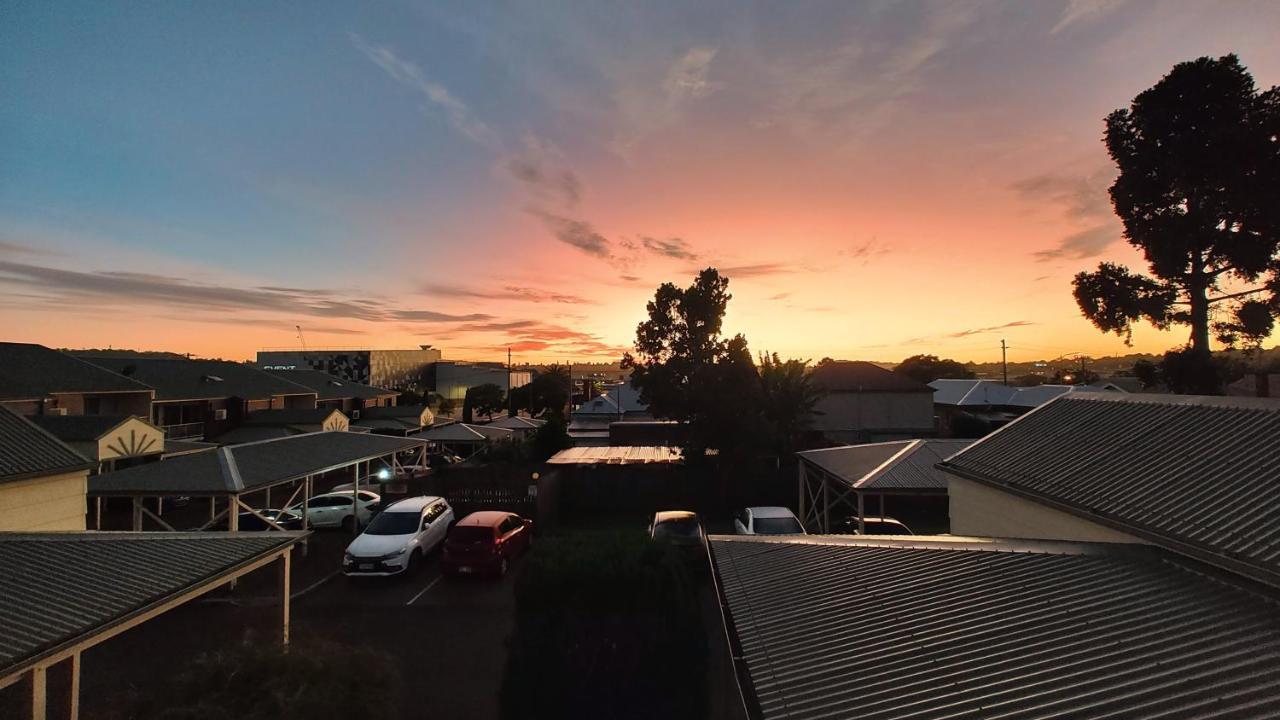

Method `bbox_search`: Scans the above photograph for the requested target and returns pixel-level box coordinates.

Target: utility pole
[1001,339,1008,386]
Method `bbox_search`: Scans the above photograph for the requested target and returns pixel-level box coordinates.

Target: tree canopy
[894,354,976,384]
[464,382,506,421]
[1073,54,1280,355]
[517,364,571,420]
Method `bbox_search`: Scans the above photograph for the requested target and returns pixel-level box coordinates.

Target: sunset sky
[3,1,1279,365]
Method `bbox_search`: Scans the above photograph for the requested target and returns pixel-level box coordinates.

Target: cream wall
[0,471,88,531]
[812,392,935,440]
[949,475,1146,544]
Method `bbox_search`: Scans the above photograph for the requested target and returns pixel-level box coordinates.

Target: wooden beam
[278,549,292,648]
[131,498,142,532]
[30,665,46,720]
[139,504,177,532]
[857,492,865,535]
[68,652,80,720]
[234,497,288,532]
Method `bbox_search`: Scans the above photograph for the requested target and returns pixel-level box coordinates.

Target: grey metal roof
[79,357,316,402]
[243,408,344,426]
[0,532,301,678]
[941,392,1280,586]
[710,535,1280,720]
[0,342,154,400]
[0,405,93,483]
[418,422,513,442]
[265,368,396,400]
[90,431,426,495]
[28,414,134,442]
[799,439,972,492]
[809,361,932,393]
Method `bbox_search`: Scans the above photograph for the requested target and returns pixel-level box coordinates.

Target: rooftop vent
[202,375,224,383]
[328,380,344,387]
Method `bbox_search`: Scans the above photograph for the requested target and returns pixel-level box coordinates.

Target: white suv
[734,506,806,535]
[289,490,380,532]
[343,496,454,576]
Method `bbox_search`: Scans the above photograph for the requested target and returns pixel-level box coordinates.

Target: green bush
[501,532,707,720]
[131,639,400,720]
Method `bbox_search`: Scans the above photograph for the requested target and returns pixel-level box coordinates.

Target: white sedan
[733,506,806,535]
[289,490,380,531]
[343,496,454,576]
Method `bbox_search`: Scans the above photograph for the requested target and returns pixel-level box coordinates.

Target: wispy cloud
[0,239,64,258]
[349,33,496,148]
[704,263,803,279]
[663,47,720,101]
[946,320,1035,338]
[0,260,492,324]
[527,209,612,258]
[422,282,591,305]
[503,134,582,208]
[1013,167,1122,261]
[640,236,697,260]
[1050,0,1127,34]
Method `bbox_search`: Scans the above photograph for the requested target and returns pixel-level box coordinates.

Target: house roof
[941,392,1280,586]
[242,408,345,426]
[79,357,315,402]
[418,423,513,442]
[710,534,1280,720]
[574,383,649,416]
[0,532,302,680]
[547,446,684,465]
[809,361,931,393]
[0,406,93,483]
[0,342,153,401]
[90,431,426,496]
[27,414,152,442]
[360,404,429,420]
[798,439,973,491]
[929,378,1081,408]
[487,415,546,430]
[265,368,396,400]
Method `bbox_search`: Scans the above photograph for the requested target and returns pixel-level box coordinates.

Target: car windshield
[451,526,494,544]
[654,518,700,539]
[363,511,420,536]
[753,517,803,534]
[864,521,911,535]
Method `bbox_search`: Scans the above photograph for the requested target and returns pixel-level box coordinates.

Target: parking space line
[406,576,442,606]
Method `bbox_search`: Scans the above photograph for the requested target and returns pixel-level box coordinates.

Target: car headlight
[379,550,405,561]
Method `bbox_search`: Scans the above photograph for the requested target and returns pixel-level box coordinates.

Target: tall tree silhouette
[1073,54,1280,355]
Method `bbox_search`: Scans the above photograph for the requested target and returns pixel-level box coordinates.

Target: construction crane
[296,325,307,351]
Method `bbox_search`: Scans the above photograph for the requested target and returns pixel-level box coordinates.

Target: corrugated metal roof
[941,393,1280,586]
[0,532,301,678]
[419,422,513,442]
[547,445,684,464]
[0,342,154,400]
[810,361,932,393]
[710,535,1280,720]
[79,357,315,402]
[0,405,93,483]
[929,379,1078,408]
[799,439,973,491]
[90,431,426,495]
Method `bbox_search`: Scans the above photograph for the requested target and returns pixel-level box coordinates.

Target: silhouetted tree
[465,383,506,421]
[894,354,976,384]
[1073,55,1280,366]
[521,365,571,420]
[758,352,825,456]
[1010,373,1046,387]
[1131,359,1163,390]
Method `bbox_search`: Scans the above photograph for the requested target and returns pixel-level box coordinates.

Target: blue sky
[3,1,1279,361]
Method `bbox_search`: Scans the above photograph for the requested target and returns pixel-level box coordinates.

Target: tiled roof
[809,361,931,393]
[360,404,429,420]
[27,414,139,442]
[487,416,546,430]
[799,439,972,491]
[78,357,315,402]
[941,393,1280,586]
[91,431,426,495]
[243,408,344,426]
[0,406,93,483]
[0,342,153,400]
[0,532,301,678]
[711,535,1280,720]
[265,368,396,400]
[418,422,512,442]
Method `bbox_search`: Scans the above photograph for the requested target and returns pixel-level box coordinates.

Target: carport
[797,439,971,533]
[89,431,430,534]
[0,532,303,720]
[418,422,513,458]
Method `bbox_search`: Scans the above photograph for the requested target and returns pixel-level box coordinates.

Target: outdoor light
[531,472,540,481]
[378,468,391,481]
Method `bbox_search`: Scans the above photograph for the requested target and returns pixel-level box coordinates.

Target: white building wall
[948,475,1145,544]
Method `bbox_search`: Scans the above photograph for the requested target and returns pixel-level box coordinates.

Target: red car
[442,511,533,577]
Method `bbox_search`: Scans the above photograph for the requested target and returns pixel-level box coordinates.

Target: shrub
[501,532,707,720]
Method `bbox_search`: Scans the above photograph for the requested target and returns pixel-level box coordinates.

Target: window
[500,516,522,534]
[654,517,700,540]
[364,511,421,536]
[753,517,803,535]
[358,491,378,502]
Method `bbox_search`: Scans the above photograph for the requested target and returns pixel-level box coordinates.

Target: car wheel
[406,549,420,575]
[340,516,354,533]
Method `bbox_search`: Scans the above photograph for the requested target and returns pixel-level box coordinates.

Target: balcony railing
[161,422,206,440]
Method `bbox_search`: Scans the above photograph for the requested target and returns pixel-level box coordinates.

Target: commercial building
[428,360,531,401]
[256,346,443,392]
[264,368,398,415]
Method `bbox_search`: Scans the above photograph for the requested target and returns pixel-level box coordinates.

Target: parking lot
[71,528,524,720]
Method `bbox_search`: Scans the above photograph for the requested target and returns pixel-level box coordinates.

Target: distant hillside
[66,348,191,360]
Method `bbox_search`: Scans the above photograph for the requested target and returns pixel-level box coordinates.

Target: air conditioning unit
[48,407,68,416]
[351,409,361,420]
[214,409,228,421]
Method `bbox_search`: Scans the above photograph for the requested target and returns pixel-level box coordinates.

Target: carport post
[209,497,216,523]
[878,493,885,520]
[301,476,311,556]
[94,497,102,530]
[229,495,239,532]
[68,652,80,720]
[265,486,271,509]
[821,474,829,533]
[29,664,46,720]
[857,492,865,534]
[277,549,292,648]
[798,462,807,529]
[352,463,361,535]
[131,498,142,531]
